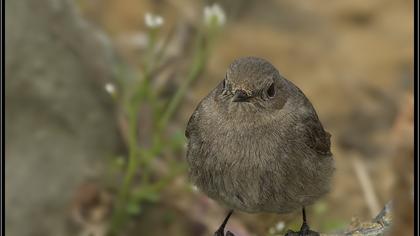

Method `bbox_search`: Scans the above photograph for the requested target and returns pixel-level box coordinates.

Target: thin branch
[351,154,381,218]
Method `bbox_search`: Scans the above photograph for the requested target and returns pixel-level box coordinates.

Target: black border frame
[2,0,5,234]
[414,0,419,234]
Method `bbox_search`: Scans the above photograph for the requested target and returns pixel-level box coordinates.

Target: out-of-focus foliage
[104,6,226,235]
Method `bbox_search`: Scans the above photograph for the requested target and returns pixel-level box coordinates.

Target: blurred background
[5,0,414,235]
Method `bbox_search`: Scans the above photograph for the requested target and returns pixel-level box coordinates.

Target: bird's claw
[214,229,235,236]
[285,222,319,236]
[226,231,235,236]
[284,228,320,236]
[214,228,224,236]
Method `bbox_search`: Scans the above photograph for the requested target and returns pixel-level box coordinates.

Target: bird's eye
[267,83,276,98]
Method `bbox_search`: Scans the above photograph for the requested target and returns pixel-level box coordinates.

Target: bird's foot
[284,222,320,236]
[214,228,235,236]
[214,210,234,236]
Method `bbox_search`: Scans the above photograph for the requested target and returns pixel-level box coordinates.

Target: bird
[185,57,334,236]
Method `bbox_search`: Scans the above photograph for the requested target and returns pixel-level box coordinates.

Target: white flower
[191,185,199,192]
[204,4,226,26]
[144,13,164,29]
[275,221,285,232]
[105,83,116,95]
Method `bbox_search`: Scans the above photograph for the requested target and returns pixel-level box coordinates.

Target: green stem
[157,34,209,131]
[109,104,140,235]
[134,161,186,200]
[108,24,221,236]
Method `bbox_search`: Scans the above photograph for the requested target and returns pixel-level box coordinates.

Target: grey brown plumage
[185,57,334,214]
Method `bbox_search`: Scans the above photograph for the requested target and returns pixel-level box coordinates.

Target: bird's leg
[214,210,234,236]
[299,207,311,234]
[285,208,319,236]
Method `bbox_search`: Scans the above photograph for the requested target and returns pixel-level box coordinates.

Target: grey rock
[5,0,118,235]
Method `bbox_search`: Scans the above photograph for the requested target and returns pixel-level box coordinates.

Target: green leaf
[170,130,186,149]
[126,202,142,215]
[321,218,347,232]
[141,190,161,202]
[314,201,328,215]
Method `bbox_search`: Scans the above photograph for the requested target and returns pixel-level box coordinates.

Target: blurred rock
[389,93,414,236]
[71,181,113,236]
[5,0,119,235]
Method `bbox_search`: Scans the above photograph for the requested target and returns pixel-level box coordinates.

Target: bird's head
[217,57,288,111]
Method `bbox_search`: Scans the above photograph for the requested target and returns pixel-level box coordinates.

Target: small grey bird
[185,57,334,236]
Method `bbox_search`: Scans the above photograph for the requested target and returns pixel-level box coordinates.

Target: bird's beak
[232,90,251,102]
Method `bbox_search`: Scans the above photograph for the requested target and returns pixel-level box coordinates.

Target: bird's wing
[295,115,332,156]
[185,106,200,139]
[185,88,217,139]
[185,114,194,139]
